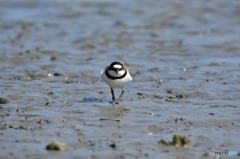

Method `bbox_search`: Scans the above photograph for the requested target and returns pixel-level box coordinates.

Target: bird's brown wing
[123,62,130,71]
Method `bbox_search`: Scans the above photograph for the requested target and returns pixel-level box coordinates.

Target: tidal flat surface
[0,0,240,159]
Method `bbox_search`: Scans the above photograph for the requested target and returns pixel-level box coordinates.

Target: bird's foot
[110,100,119,104]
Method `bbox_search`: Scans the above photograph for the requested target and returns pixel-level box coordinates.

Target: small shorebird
[101,61,132,103]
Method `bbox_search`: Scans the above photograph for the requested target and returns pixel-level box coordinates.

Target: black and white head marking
[105,61,127,79]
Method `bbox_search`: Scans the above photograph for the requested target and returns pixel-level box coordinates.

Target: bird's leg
[110,88,115,103]
[116,88,125,102]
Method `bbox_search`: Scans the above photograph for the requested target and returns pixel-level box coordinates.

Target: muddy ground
[0,0,240,159]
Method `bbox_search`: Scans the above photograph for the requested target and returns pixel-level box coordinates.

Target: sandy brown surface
[0,0,240,159]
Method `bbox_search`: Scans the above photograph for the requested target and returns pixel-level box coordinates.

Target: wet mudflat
[0,0,240,159]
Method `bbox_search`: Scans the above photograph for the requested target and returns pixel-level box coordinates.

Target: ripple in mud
[79,97,108,103]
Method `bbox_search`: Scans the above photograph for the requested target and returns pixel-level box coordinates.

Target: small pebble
[0,97,8,104]
[109,143,116,148]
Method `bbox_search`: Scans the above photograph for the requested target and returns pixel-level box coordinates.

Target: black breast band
[105,69,127,80]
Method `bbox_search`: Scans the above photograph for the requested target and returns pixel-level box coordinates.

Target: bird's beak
[115,69,119,74]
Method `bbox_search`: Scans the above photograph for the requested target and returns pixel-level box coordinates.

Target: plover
[101,61,132,103]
